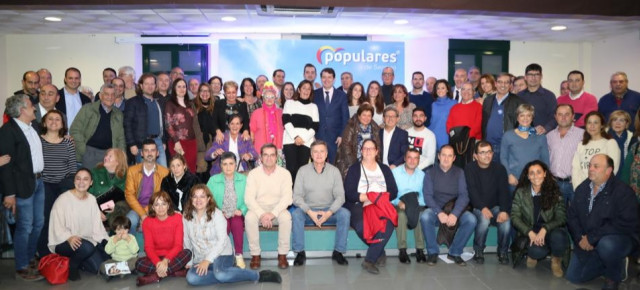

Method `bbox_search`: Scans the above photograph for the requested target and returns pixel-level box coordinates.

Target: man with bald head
[37,68,52,87]
[35,84,60,124]
[14,71,40,105]
[452,68,468,103]
[381,67,395,105]
[426,76,437,95]
[567,154,639,290]
[188,78,200,100]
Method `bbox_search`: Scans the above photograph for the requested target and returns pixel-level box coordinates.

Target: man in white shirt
[55,67,91,127]
[407,107,436,170]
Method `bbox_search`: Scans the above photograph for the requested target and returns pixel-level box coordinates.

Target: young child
[100,216,139,279]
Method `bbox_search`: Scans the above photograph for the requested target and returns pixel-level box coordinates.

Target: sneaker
[235,254,246,269]
[361,260,379,274]
[375,253,387,267]
[447,254,466,266]
[473,251,485,264]
[415,249,427,263]
[526,257,537,268]
[398,249,410,264]
[497,253,510,265]
[332,250,348,265]
[426,254,438,266]
[601,278,620,290]
[294,251,306,266]
[258,270,282,283]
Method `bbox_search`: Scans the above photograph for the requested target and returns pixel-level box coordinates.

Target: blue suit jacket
[314,87,349,143]
[379,127,409,167]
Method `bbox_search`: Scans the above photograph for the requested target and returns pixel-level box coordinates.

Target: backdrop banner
[219,39,405,88]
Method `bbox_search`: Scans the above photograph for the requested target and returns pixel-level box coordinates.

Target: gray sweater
[424,165,469,218]
[293,163,345,213]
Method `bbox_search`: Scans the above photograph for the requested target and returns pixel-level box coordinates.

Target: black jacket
[481,93,523,140]
[568,175,639,253]
[160,171,200,211]
[0,119,37,199]
[124,95,167,149]
[343,162,398,225]
[214,100,250,134]
[55,88,91,116]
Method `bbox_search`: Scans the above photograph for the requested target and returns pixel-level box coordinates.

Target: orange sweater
[124,163,169,217]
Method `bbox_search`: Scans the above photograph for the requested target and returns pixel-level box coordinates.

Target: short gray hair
[100,83,116,95]
[383,106,399,117]
[516,103,535,117]
[118,66,136,79]
[5,94,29,118]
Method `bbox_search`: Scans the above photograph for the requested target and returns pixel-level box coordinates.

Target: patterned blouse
[165,101,196,142]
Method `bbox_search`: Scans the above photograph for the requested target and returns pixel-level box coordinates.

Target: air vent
[255,5,342,17]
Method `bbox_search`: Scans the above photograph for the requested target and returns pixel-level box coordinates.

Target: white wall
[590,31,640,98]
[509,40,592,96]
[2,33,140,114]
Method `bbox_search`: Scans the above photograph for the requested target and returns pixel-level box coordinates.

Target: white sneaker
[235,255,246,269]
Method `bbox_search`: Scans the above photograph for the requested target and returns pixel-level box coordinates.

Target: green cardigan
[511,187,566,237]
[89,166,126,197]
[69,101,126,161]
[207,172,248,215]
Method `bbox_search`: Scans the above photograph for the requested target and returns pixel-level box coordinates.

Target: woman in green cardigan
[90,148,128,226]
[511,160,569,278]
[206,152,248,269]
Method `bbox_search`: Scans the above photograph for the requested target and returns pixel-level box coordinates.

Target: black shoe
[361,260,379,274]
[375,252,387,267]
[426,254,438,266]
[473,251,485,264]
[293,251,306,266]
[332,250,348,265]
[447,254,466,266]
[258,270,282,283]
[497,253,510,265]
[415,249,427,263]
[601,278,619,290]
[398,249,411,264]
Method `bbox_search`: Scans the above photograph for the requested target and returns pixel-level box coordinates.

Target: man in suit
[314,67,349,164]
[481,73,524,161]
[381,67,395,105]
[380,107,408,169]
[0,95,45,281]
[55,67,91,127]
[452,68,468,103]
[35,84,60,125]
[337,71,353,94]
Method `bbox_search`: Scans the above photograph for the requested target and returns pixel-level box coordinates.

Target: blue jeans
[291,207,350,253]
[472,206,511,254]
[126,210,142,235]
[420,208,477,256]
[527,228,570,259]
[135,136,167,167]
[566,234,636,283]
[186,255,259,286]
[14,178,45,270]
[557,180,574,207]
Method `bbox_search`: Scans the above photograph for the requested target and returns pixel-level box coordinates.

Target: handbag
[38,253,70,285]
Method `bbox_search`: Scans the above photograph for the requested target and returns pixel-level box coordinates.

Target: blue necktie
[325,91,330,109]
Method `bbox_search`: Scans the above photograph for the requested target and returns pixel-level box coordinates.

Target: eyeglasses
[477,150,493,156]
[362,147,377,151]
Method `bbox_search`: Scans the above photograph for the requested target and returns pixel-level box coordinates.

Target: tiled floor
[1,254,638,290]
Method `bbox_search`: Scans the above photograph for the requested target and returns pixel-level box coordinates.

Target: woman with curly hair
[511,160,569,277]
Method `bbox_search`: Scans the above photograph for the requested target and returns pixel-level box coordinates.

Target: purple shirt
[138,172,154,206]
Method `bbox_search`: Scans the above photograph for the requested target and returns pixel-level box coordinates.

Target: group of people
[1,62,639,290]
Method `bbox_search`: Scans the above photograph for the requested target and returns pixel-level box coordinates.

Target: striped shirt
[547,125,584,179]
[282,99,320,147]
[41,137,77,183]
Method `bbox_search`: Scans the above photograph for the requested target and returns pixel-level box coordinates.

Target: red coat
[362,192,398,244]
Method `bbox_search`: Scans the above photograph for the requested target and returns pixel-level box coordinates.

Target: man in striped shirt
[547,104,584,205]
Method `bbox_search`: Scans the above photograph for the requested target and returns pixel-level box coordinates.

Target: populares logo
[316,45,398,65]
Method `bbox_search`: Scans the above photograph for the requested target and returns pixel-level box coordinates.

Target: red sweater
[142,213,184,264]
[557,92,598,127]
[446,101,482,140]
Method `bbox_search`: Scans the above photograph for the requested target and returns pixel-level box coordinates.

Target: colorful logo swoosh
[316,46,344,64]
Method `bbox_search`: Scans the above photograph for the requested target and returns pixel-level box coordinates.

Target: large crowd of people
[1,62,639,290]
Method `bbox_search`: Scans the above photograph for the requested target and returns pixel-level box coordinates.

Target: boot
[136,273,161,287]
[551,257,563,278]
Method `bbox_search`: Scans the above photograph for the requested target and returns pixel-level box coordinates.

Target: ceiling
[0,4,638,42]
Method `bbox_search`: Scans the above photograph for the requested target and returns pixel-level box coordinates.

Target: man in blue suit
[379,107,409,169]
[314,68,349,163]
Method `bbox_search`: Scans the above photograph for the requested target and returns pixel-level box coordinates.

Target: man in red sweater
[557,70,597,128]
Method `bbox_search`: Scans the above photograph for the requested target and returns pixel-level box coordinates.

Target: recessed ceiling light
[221,16,237,22]
[44,16,62,22]
[394,19,409,25]
[551,25,567,31]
